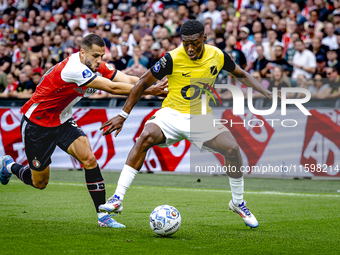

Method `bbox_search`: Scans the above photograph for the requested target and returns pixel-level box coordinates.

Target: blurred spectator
[318,67,340,98]
[40,46,56,69]
[235,27,256,71]
[326,49,340,69]
[68,7,87,31]
[262,29,280,61]
[138,16,153,37]
[15,70,34,96]
[314,0,329,22]
[322,23,339,50]
[292,39,316,79]
[268,66,291,91]
[315,54,327,77]
[0,73,18,97]
[253,44,269,76]
[0,42,11,91]
[285,32,300,65]
[203,0,222,30]
[30,54,42,75]
[17,72,41,98]
[73,35,82,53]
[309,74,329,97]
[116,42,131,70]
[51,34,63,62]
[304,9,324,32]
[127,45,149,68]
[224,34,246,69]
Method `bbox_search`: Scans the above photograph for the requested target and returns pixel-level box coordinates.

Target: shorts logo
[82,69,92,78]
[32,159,41,168]
[149,115,156,120]
[153,62,160,73]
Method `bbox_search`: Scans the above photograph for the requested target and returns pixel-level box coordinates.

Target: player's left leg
[66,135,125,228]
[203,131,259,228]
[61,118,124,228]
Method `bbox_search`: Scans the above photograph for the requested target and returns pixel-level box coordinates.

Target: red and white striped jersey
[21,52,117,127]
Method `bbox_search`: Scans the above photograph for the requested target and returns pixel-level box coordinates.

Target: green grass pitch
[0,170,339,254]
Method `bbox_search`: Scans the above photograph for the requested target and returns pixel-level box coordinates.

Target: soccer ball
[149,205,181,236]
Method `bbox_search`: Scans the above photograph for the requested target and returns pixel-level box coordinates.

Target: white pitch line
[10,180,340,198]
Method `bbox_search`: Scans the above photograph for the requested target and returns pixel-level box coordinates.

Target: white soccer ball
[149,205,181,236]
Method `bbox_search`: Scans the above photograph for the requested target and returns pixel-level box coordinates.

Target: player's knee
[138,131,157,150]
[225,144,240,159]
[33,180,48,190]
[81,154,97,169]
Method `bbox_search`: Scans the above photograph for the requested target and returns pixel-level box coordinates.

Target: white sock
[114,164,138,201]
[229,176,244,206]
[98,212,108,218]
[6,162,14,173]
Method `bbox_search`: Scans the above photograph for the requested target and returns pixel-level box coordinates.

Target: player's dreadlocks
[81,34,105,51]
[180,20,204,36]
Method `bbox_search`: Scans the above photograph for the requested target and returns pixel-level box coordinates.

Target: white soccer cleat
[228,199,259,228]
[99,194,123,214]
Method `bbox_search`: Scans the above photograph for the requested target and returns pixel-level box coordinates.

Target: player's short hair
[180,20,204,37]
[81,34,105,51]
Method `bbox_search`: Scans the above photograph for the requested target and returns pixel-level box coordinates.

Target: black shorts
[21,116,86,171]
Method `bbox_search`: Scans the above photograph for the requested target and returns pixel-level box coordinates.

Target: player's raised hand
[100,115,126,136]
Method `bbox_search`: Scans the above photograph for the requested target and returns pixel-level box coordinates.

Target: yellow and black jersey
[151,44,236,115]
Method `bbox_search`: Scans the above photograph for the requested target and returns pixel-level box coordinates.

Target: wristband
[119,110,129,119]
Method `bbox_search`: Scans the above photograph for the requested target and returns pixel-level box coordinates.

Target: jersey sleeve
[61,61,97,86]
[222,51,236,72]
[150,53,173,80]
[98,61,117,80]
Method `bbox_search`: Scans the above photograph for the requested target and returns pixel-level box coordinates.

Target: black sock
[11,163,33,186]
[85,165,105,213]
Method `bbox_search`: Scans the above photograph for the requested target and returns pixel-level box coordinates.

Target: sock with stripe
[85,165,106,214]
[11,163,33,186]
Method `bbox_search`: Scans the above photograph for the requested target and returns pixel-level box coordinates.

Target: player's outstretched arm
[230,65,275,99]
[86,75,166,96]
[112,69,139,85]
[100,70,158,136]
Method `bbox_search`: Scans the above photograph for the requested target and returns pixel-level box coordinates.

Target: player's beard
[84,57,96,73]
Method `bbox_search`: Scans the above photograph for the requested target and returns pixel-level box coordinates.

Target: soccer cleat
[99,194,123,214]
[98,214,125,228]
[0,155,14,185]
[228,199,259,228]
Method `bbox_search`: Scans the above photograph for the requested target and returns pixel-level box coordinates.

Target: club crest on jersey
[82,69,92,78]
[153,62,160,73]
[210,66,217,75]
[32,159,41,168]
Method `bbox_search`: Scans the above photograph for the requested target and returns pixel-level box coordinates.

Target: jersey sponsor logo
[159,56,167,68]
[182,72,191,77]
[153,62,160,73]
[82,69,92,78]
[105,63,114,70]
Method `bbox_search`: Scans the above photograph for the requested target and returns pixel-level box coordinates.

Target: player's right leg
[99,123,166,214]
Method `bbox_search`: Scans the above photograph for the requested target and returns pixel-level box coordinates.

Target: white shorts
[145,107,229,152]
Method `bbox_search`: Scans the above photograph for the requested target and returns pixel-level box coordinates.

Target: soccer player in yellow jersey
[99,20,274,228]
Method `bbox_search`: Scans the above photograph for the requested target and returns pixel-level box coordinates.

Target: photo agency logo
[187,78,312,128]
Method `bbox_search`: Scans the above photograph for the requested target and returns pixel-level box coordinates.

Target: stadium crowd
[0,0,339,100]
